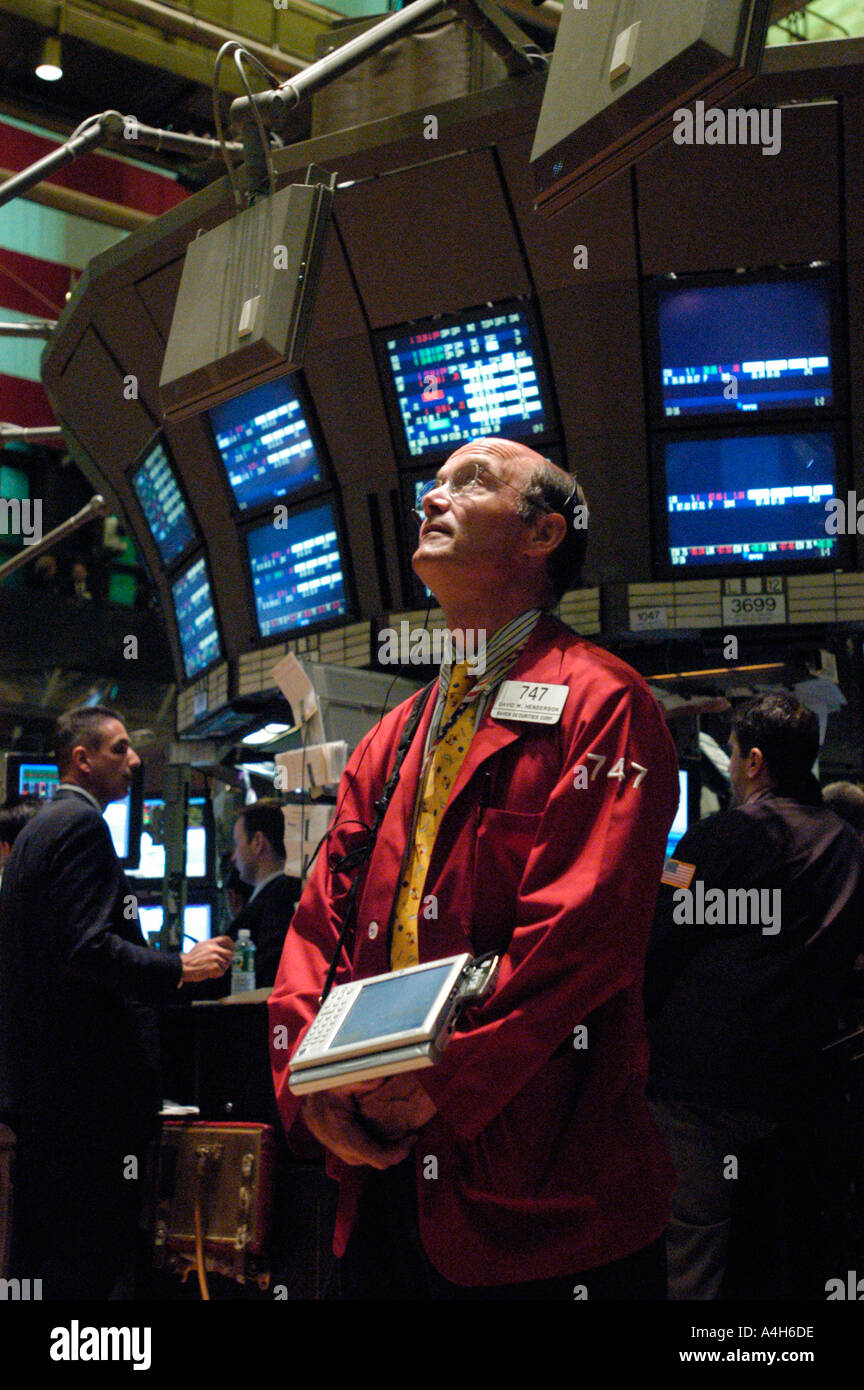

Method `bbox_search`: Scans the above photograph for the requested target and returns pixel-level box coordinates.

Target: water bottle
[231,928,256,994]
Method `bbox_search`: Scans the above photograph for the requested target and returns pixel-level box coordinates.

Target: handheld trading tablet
[288,953,499,1095]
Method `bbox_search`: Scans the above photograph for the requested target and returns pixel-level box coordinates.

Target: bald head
[446,437,575,500]
[412,435,588,630]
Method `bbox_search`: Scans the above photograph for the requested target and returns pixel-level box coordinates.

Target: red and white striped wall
[0,116,187,436]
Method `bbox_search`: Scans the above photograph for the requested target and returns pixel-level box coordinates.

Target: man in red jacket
[269,436,679,1298]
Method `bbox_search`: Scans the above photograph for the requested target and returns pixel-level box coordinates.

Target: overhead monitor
[653,426,847,579]
[159,175,334,421]
[3,755,59,802]
[130,436,197,567]
[208,373,325,513]
[171,554,222,679]
[646,267,839,423]
[245,499,348,640]
[376,301,557,464]
[531,0,773,213]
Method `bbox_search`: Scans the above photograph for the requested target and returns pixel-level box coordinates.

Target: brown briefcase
[153,1121,274,1292]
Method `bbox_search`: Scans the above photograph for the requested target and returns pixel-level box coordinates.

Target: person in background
[223,858,253,923]
[0,798,41,888]
[646,693,864,1299]
[230,799,302,988]
[70,558,92,602]
[27,553,60,594]
[0,706,234,1298]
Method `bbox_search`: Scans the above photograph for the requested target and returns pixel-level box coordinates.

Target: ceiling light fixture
[35,34,63,82]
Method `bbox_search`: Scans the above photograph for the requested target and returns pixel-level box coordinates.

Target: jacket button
[368,921,379,940]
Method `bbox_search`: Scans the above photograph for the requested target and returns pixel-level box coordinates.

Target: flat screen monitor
[646,267,838,423]
[171,555,222,679]
[530,0,772,213]
[653,426,846,578]
[130,795,208,881]
[130,437,197,567]
[137,902,212,948]
[208,374,325,513]
[246,500,348,639]
[376,300,557,463]
[5,756,59,801]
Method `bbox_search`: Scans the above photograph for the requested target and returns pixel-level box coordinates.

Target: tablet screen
[329,963,455,1049]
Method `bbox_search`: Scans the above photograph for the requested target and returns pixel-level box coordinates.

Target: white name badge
[490,680,569,724]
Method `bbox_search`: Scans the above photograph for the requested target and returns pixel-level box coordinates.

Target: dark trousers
[649,1095,777,1301]
[337,1158,667,1300]
[9,1126,148,1300]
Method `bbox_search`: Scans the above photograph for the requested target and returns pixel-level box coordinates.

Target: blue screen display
[330,963,455,1049]
[17,762,59,799]
[384,305,549,459]
[663,430,839,570]
[209,376,323,512]
[171,556,222,677]
[132,440,197,566]
[246,502,347,639]
[656,275,833,418]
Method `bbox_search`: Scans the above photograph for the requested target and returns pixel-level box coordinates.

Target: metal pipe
[0,321,56,338]
[230,0,545,134]
[0,118,108,212]
[230,0,449,133]
[0,424,64,438]
[0,111,242,218]
[0,163,153,231]
[448,0,547,75]
[0,495,108,583]
[112,118,243,160]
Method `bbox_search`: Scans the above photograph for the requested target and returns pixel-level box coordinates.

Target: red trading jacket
[269,614,680,1285]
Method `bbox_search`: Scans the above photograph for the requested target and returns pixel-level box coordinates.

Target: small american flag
[661,857,696,890]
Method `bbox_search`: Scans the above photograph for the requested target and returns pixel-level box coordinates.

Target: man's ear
[71,743,91,776]
[524,510,567,560]
[747,745,765,779]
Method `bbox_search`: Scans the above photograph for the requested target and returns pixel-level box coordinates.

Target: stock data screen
[383,306,549,459]
[209,376,323,512]
[17,762,59,799]
[131,440,197,566]
[663,431,839,570]
[171,556,222,678]
[246,502,347,639]
[656,273,834,419]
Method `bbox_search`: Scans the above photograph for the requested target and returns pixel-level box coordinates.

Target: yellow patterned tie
[390,661,476,969]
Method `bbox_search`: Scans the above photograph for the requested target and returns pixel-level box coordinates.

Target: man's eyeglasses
[410,461,550,526]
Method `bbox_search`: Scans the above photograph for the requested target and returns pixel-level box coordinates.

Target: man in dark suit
[0,705,233,1299]
[646,691,864,1299]
[229,799,301,988]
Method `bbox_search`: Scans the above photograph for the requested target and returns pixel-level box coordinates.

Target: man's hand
[179,936,234,983]
[301,1088,417,1170]
[351,1075,438,1140]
